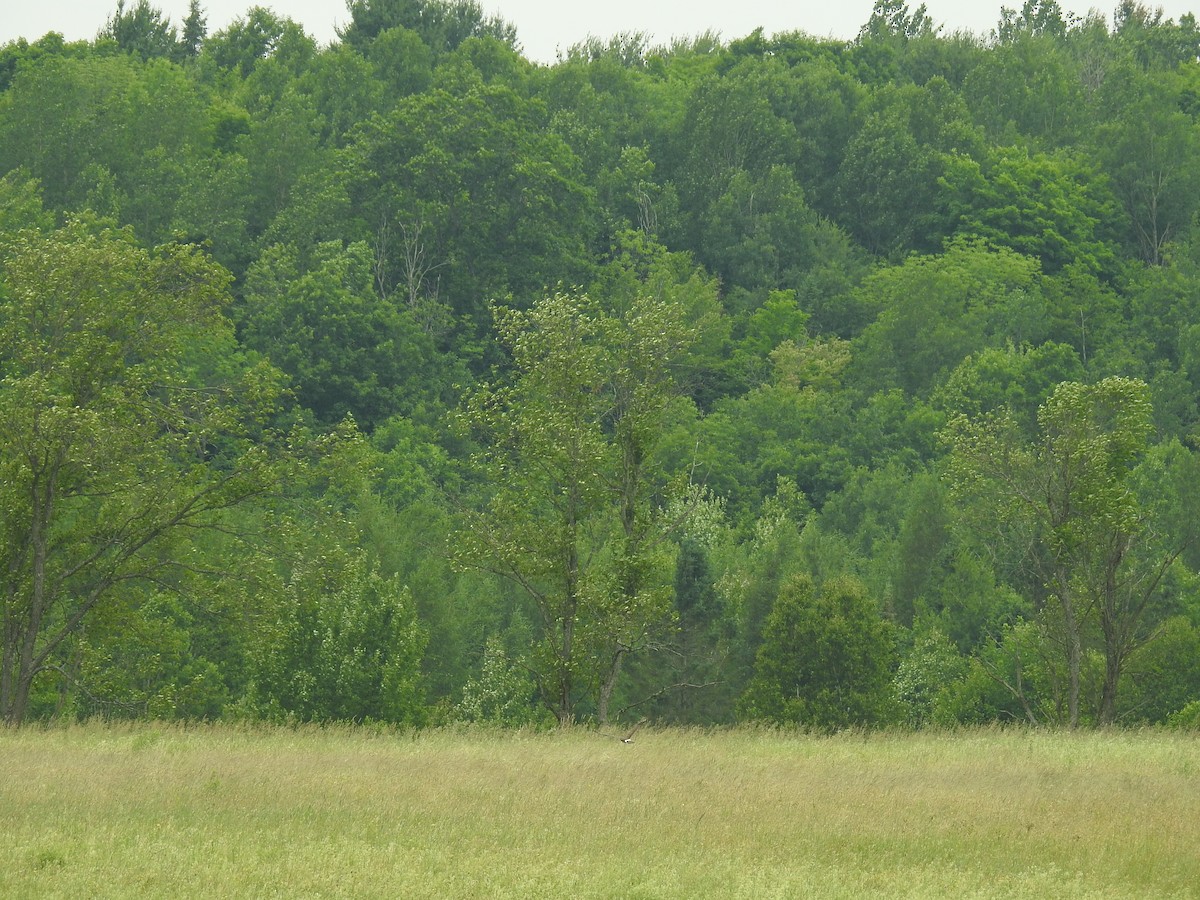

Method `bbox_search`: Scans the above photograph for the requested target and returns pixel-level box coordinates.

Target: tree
[100,0,178,61]
[339,0,518,56]
[0,220,286,725]
[698,166,850,309]
[239,540,427,724]
[737,574,895,729]
[455,286,699,724]
[201,7,305,78]
[178,0,207,61]
[347,74,596,328]
[943,376,1181,725]
[964,19,1085,147]
[671,57,803,253]
[859,0,936,42]
[850,240,1046,398]
[0,53,230,251]
[1094,68,1200,265]
[238,240,451,429]
[940,145,1120,276]
[996,1,1068,43]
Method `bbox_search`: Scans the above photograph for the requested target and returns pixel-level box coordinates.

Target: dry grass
[2,723,1198,897]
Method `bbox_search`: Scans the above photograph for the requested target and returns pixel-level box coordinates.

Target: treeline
[3,0,1200,728]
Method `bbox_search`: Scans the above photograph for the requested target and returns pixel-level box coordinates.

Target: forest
[3,0,1200,730]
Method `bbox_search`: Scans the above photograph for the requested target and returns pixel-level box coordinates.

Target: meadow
[1,723,1197,898]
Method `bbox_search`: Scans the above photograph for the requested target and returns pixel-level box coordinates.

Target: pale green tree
[456,286,699,724]
[943,376,1181,725]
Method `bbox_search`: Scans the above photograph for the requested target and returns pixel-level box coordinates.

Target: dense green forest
[4,0,1200,729]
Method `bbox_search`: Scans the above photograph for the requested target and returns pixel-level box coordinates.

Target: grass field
[1,723,1197,898]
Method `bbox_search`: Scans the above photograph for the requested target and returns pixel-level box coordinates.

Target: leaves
[0,220,293,724]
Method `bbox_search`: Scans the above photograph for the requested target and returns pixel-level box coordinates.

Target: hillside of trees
[4,0,1200,729]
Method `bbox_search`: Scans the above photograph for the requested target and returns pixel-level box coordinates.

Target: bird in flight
[620,718,648,743]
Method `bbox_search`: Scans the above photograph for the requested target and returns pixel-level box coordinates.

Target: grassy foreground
[1,724,1197,898]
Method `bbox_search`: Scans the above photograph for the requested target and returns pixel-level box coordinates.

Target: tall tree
[0,220,287,725]
[179,0,207,60]
[455,286,699,724]
[943,376,1180,725]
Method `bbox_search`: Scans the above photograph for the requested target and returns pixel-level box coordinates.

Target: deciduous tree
[737,573,895,729]
[455,286,698,724]
[0,220,286,725]
[943,376,1182,725]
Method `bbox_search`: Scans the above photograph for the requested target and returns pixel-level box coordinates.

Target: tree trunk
[555,518,579,727]
[5,473,55,726]
[1099,644,1122,726]
[1065,616,1081,729]
[1056,576,1082,729]
[596,646,626,727]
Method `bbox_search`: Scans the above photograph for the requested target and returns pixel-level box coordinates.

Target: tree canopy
[2,0,1200,729]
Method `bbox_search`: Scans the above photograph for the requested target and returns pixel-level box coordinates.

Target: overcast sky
[4,1,1199,63]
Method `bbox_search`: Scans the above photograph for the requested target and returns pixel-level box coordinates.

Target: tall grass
[2,723,1197,897]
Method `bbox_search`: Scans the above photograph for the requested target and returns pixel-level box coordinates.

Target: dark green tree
[179,0,207,60]
[238,240,451,429]
[100,0,178,61]
[346,73,596,327]
[1094,68,1200,265]
[737,574,895,729]
[339,0,517,56]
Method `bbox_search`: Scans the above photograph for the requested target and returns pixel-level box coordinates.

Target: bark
[596,646,626,727]
[4,463,56,726]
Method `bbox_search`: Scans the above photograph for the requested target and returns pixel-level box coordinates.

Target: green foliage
[738,574,896,729]
[346,74,597,326]
[241,543,427,724]
[1120,616,1200,723]
[0,219,289,724]
[239,240,451,429]
[0,170,54,234]
[940,145,1120,276]
[65,593,231,721]
[5,2,1200,730]
[962,28,1085,146]
[1167,699,1200,729]
[892,627,969,726]
[339,0,518,56]
[1094,67,1200,264]
[852,240,1045,397]
[179,1,206,60]
[201,8,311,79]
[933,341,1084,437]
[834,77,980,256]
[454,635,548,726]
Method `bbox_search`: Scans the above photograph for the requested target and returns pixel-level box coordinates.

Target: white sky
[3,1,1199,63]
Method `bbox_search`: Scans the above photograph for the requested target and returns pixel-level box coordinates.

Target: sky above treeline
[4,1,1200,64]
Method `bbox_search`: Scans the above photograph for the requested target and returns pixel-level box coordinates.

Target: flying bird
[619,718,648,744]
